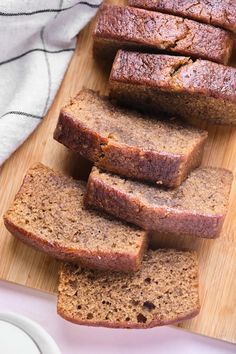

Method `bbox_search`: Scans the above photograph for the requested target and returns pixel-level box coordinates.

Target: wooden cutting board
[0,0,236,344]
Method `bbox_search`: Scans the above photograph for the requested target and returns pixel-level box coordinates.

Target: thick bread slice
[93,4,233,64]
[57,249,200,328]
[85,167,233,239]
[4,164,147,272]
[109,50,236,125]
[54,89,207,187]
[129,0,236,33]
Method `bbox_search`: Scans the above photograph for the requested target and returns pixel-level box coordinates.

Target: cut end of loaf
[57,249,200,328]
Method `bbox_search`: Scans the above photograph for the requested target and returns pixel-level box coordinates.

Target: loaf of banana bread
[54,89,207,187]
[109,50,236,125]
[4,164,147,272]
[85,167,233,239]
[57,249,200,328]
[129,0,236,33]
[93,4,233,64]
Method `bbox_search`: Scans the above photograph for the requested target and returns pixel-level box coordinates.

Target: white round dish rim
[0,312,61,354]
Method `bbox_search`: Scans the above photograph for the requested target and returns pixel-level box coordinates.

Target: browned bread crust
[4,163,147,272]
[85,167,233,239]
[109,50,236,125]
[54,89,207,187]
[57,250,200,328]
[129,0,236,33]
[58,308,200,328]
[93,4,233,64]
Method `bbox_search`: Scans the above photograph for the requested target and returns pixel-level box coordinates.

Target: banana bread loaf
[4,164,147,272]
[54,89,207,187]
[57,249,200,328]
[93,4,233,65]
[109,50,236,125]
[85,167,233,239]
[129,0,236,33]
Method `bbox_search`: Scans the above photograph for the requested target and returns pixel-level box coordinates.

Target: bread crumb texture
[58,249,200,328]
[4,164,145,258]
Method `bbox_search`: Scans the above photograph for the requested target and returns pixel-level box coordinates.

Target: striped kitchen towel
[0,0,101,166]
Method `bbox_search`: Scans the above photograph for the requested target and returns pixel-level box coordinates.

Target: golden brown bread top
[128,0,236,33]
[110,51,236,103]
[94,4,233,64]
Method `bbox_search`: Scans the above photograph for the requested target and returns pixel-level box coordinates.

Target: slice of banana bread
[4,164,147,272]
[129,0,236,33]
[85,167,233,239]
[93,5,233,64]
[57,249,200,328]
[109,50,236,125]
[54,89,207,187]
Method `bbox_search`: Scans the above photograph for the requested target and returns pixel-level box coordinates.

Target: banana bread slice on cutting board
[57,249,200,328]
[85,167,233,239]
[109,50,236,125]
[93,5,233,65]
[54,89,207,187]
[128,0,236,33]
[4,164,147,272]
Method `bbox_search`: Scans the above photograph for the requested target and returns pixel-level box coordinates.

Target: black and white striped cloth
[0,0,101,166]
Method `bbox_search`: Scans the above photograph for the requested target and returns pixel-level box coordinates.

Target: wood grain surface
[0,0,235,344]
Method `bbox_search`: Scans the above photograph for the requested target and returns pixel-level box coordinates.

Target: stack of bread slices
[4,0,235,329]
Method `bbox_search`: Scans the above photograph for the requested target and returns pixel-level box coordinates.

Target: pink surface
[0,281,235,354]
